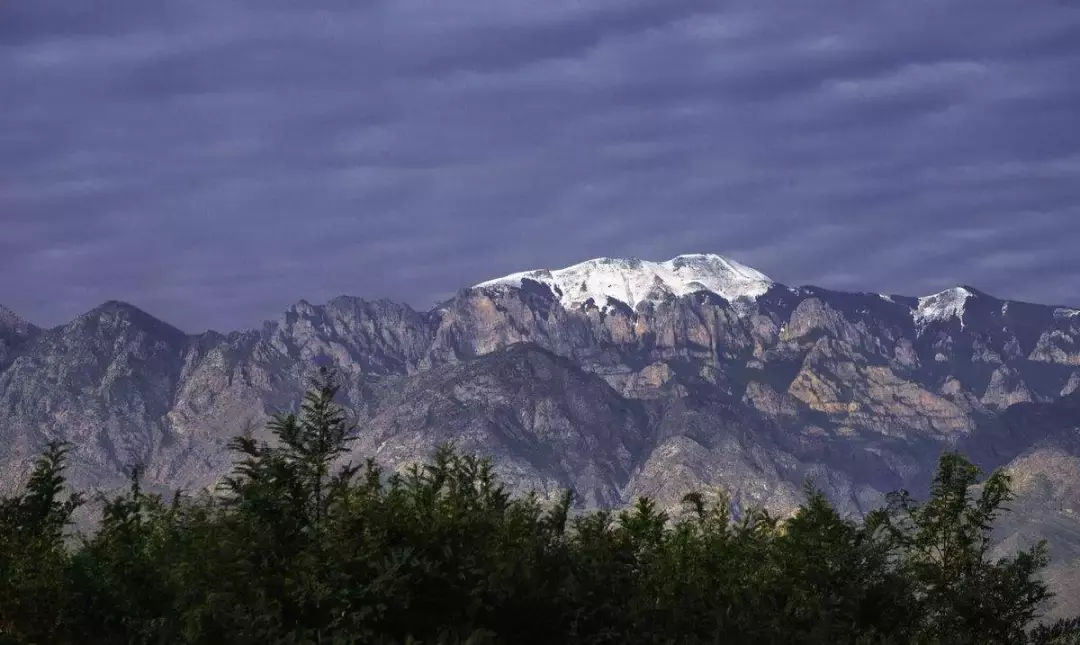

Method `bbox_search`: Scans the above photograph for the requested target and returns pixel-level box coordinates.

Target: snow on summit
[913,287,976,328]
[474,253,774,311]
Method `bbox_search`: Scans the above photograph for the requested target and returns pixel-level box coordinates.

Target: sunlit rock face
[4,252,1080,613]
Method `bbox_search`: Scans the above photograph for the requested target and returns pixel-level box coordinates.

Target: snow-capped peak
[474,253,773,312]
[913,287,976,328]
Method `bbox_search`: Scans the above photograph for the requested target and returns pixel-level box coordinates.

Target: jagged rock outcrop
[3,254,1080,501]
[0,305,38,370]
[355,343,651,507]
[0,302,189,493]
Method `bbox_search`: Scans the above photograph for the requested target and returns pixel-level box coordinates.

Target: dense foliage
[2,369,1079,644]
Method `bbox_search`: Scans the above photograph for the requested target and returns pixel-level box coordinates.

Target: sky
[2,0,1080,332]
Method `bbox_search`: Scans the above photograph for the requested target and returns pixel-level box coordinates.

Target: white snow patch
[913,287,975,329]
[879,294,894,303]
[474,253,773,313]
[1054,308,1080,319]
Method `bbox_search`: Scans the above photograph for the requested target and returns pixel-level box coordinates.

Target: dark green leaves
[1,387,1077,644]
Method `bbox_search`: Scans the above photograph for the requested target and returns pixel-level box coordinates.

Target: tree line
[2,369,1079,644]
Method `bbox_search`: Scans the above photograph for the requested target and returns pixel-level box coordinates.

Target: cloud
[1,0,1079,331]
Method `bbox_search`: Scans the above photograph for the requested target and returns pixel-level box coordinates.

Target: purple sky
[3,0,1080,332]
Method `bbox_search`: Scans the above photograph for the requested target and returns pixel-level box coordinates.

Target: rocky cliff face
[952,392,1080,620]
[3,256,1079,502]
[0,305,38,370]
[3,253,1080,611]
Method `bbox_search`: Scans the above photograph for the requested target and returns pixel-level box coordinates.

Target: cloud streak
[2,0,1079,331]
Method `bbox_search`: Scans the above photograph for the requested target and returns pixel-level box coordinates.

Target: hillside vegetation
[2,370,1079,645]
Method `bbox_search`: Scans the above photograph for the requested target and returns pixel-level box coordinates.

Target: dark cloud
[2,0,1079,331]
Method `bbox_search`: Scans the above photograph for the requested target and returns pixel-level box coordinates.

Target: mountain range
[3,253,1080,617]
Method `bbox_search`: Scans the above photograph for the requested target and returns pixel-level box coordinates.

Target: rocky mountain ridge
[3,253,1080,615]
[3,254,1079,497]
